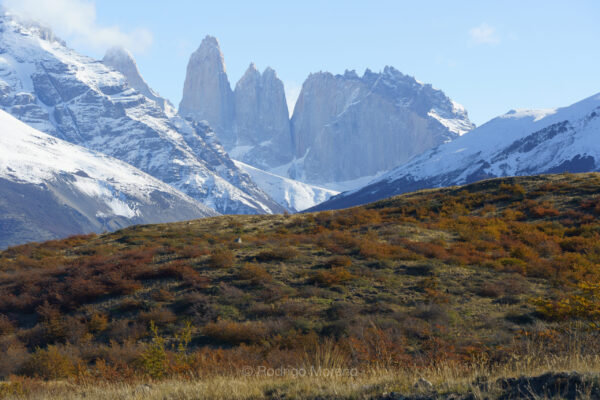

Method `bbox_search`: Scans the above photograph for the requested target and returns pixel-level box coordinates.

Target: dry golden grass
[2,353,600,400]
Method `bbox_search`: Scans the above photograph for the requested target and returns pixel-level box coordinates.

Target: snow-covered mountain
[0,13,285,215]
[0,109,217,249]
[287,68,474,186]
[312,93,600,211]
[178,36,473,190]
[233,160,337,212]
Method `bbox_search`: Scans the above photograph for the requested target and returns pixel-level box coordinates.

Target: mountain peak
[103,46,135,64]
[200,35,220,49]
[190,35,227,72]
[239,62,260,82]
[263,66,277,78]
[179,35,235,145]
[0,11,66,46]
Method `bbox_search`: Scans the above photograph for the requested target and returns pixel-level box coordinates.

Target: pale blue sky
[3,0,599,125]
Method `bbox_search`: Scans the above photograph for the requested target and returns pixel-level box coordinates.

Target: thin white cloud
[469,23,500,45]
[285,82,302,117]
[2,0,153,53]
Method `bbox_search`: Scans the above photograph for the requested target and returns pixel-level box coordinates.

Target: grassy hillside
[2,173,600,399]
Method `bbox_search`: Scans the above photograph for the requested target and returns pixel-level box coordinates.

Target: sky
[1,0,599,126]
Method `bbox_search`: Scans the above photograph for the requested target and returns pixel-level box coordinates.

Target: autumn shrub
[151,289,175,302]
[178,246,210,259]
[35,302,70,345]
[311,268,355,287]
[524,200,561,218]
[357,239,404,260]
[208,249,235,268]
[333,208,382,227]
[476,282,504,298]
[203,320,268,345]
[255,246,298,262]
[498,183,526,199]
[319,230,360,251]
[0,337,29,379]
[347,325,410,368]
[560,236,591,253]
[138,322,168,379]
[21,345,76,380]
[238,263,273,284]
[325,255,352,268]
[174,293,218,325]
[87,312,108,334]
[138,308,177,327]
[0,314,14,336]
[326,301,362,320]
[107,319,148,343]
[404,240,449,260]
[116,298,144,313]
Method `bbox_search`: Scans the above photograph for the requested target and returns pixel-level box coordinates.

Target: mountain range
[1,10,599,248]
[0,14,284,216]
[178,36,474,190]
[313,93,600,210]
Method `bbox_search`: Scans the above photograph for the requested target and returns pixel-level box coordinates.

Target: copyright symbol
[242,366,254,376]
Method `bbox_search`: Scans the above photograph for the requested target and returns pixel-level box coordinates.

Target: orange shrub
[139,308,177,327]
[325,255,352,268]
[21,345,77,380]
[404,240,449,260]
[208,249,235,269]
[239,263,273,284]
[203,320,268,345]
[524,200,560,218]
[311,268,355,287]
[255,247,298,262]
[0,314,14,336]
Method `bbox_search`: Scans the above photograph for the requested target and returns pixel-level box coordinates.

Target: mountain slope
[0,109,217,249]
[3,173,600,396]
[0,13,284,215]
[232,160,338,211]
[313,92,600,210]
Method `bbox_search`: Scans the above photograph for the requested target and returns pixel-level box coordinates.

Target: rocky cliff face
[289,67,474,185]
[0,14,284,215]
[179,36,236,147]
[102,46,175,115]
[233,63,293,169]
[179,37,473,189]
[179,39,293,169]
